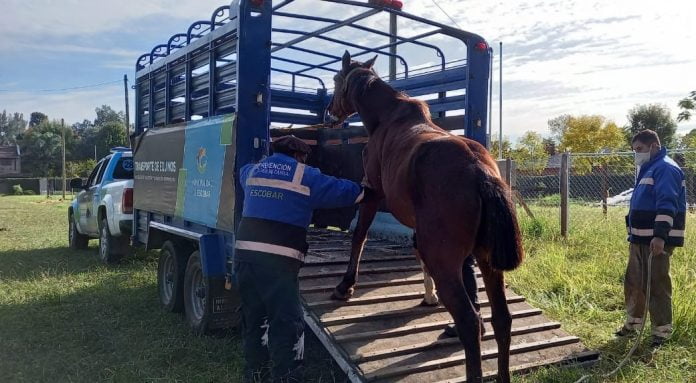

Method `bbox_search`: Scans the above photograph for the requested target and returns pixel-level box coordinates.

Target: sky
[0,0,694,143]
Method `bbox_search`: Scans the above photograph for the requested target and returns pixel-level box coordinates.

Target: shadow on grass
[0,251,345,382]
[0,244,160,283]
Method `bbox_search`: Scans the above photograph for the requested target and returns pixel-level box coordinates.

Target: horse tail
[477,169,524,271]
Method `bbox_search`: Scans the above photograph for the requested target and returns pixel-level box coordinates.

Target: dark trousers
[233,259,305,382]
[463,255,480,311]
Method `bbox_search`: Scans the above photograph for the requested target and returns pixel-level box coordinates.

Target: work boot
[650,335,668,348]
[614,326,637,337]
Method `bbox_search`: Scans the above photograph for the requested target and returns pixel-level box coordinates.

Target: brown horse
[326,51,524,383]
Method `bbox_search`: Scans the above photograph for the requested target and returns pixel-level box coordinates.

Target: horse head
[326,50,378,126]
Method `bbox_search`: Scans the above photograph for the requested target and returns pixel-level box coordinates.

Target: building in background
[0,145,21,176]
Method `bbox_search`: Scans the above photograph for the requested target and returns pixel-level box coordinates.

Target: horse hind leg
[478,258,512,383]
[416,252,439,306]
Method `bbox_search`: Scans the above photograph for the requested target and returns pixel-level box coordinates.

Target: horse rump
[409,137,523,271]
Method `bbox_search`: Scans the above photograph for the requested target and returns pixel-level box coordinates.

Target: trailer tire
[157,240,188,313]
[98,218,127,264]
[68,211,89,250]
[183,251,212,335]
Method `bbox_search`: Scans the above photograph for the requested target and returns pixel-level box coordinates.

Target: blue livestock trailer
[133,0,491,334]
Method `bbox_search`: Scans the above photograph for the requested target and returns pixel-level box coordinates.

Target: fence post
[560,152,569,238]
[505,158,512,192]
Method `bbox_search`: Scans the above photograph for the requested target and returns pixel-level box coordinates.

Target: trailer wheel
[157,240,188,313]
[68,211,89,250]
[184,251,211,335]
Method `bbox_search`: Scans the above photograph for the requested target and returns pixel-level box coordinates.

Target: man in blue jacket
[616,129,686,347]
[234,135,365,382]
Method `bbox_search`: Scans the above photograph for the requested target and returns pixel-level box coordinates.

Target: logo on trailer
[196,147,207,174]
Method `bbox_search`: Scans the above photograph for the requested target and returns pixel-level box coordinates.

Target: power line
[0,79,122,93]
[430,0,463,29]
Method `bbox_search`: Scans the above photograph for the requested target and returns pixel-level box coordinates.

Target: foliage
[560,115,627,174]
[547,114,571,144]
[11,105,128,176]
[12,184,23,195]
[542,137,556,155]
[23,190,36,195]
[29,112,48,128]
[66,159,97,178]
[677,90,696,122]
[19,120,75,177]
[512,131,549,173]
[0,110,27,145]
[490,137,512,159]
[625,104,678,147]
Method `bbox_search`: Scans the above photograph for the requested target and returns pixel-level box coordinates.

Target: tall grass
[510,204,696,382]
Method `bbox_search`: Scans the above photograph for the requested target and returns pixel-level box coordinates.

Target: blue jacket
[627,147,686,246]
[235,153,363,265]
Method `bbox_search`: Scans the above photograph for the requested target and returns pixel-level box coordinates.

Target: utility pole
[61,118,66,200]
[498,41,503,160]
[389,13,397,81]
[123,74,130,147]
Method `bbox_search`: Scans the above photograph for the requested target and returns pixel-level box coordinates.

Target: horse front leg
[331,195,380,301]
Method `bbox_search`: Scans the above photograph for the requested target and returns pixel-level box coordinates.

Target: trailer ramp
[300,228,599,382]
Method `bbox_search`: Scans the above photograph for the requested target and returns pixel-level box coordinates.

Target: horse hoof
[419,298,439,307]
[330,287,354,301]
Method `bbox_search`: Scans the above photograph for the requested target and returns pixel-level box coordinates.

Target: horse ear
[342,50,351,70]
[363,55,377,69]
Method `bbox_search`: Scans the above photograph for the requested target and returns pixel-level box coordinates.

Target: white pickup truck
[68,147,133,263]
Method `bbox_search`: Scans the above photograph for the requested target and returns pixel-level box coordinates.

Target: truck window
[93,158,109,186]
[113,157,134,180]
[86,161,104,187]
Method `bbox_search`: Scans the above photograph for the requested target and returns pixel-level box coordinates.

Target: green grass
[0,196,341,382]
[1,196,694,382]
[509,205,696,382]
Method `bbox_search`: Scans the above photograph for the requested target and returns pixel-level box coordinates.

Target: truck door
[80,159,107,235]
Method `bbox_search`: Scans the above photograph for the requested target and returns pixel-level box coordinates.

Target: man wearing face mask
[616,129,686,347]
[233,135,366,382]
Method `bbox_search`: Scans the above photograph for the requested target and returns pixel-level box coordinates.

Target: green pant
[233,258,305,383]
[624,243,673,338]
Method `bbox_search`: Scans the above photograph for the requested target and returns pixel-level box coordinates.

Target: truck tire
[183,251,212,335]
[157,240,188,313]
[68,211,89,250]
[98,217,128,264]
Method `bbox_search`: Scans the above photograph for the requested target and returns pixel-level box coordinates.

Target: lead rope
[573,251,655,383]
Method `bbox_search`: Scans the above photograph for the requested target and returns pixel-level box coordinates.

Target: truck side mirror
[69,178,84,189]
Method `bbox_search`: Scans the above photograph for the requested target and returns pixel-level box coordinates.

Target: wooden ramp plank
[300,228,599,382]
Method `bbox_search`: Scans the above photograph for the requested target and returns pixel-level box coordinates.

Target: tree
[29,112,48,128]
[489,138,512,159]
[677,91,696,122]
[542,137,557,155]
[512,131,549,173]
[95,121,127,158]
[560,115,627,173]
[625,104,677,147]
[1,111,27,145]
[19,120,74,176]
[547,114,571,144]
[94,105,124,127]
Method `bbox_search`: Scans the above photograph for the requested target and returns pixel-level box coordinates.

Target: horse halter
[335,65,377,98]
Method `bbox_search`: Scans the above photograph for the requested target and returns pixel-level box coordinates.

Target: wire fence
[510,150,696,235]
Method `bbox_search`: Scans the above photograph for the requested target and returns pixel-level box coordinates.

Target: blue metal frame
[133,0,492,277]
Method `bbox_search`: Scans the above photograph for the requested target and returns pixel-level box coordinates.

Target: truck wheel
[157,240,188,313]
[98,218,127,264]
[68,212,89,250]
[184,251,211,335]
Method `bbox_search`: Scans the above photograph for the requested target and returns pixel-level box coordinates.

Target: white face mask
[634,151,651,167]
